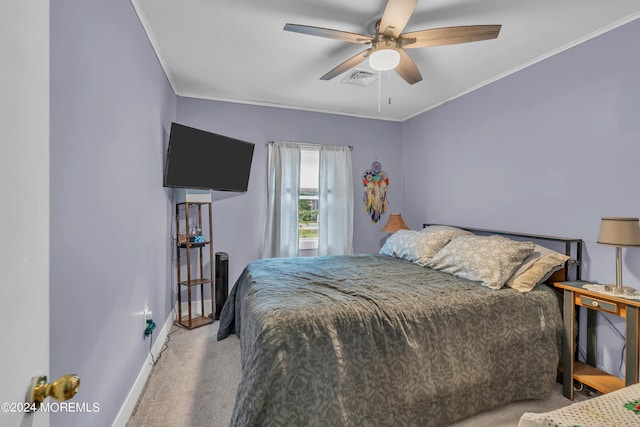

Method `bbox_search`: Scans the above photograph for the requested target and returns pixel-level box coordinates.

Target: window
[299,148,319,253]
[264,141,353,258]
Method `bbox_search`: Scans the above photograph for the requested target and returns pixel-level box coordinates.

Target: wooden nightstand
[554,281,640,400]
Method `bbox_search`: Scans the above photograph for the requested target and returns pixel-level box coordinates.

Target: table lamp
[597,217,640,294]
[381,213,409,233]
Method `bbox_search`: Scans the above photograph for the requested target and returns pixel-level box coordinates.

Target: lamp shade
[597,217,640,247]
[381,213,409,233]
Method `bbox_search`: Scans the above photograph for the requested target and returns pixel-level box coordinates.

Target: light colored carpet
[127,321,589,427]
[127,322,240,427]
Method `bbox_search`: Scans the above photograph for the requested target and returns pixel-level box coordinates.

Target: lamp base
[604,284,638,296]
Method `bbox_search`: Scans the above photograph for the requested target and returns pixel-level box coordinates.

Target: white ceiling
[132,0,640,122]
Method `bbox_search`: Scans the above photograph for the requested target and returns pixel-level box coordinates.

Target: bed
[217,225,582,426]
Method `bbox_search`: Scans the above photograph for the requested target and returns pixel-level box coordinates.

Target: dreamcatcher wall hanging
[363,161,389,223]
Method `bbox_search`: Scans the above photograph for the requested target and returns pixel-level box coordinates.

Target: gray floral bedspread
[218,254,563,427]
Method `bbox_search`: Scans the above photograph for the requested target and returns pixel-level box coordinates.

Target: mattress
[218,254,563,427]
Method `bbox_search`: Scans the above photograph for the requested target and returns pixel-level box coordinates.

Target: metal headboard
[423,224,583,281]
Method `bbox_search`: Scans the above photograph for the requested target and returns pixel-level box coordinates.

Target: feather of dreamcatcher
[379,180,387,216]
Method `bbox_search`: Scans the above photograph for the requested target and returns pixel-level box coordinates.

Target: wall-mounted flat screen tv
[164,122,255,192]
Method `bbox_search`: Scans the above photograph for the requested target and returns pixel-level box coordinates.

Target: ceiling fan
[284,0,502,85]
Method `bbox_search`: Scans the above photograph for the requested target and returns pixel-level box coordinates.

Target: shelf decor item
[597,217,640,294]
[362,161,389,223]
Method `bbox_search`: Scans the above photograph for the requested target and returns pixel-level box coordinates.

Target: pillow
[426,235,535,289]
[421,225,473,240]
[380,229,454,266]
[505,245,570,292]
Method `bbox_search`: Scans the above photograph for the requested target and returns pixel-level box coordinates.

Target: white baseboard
[111,299,214,426]
[111,312,174,427]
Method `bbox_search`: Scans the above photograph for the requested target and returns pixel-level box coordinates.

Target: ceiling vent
[342,69,379,86]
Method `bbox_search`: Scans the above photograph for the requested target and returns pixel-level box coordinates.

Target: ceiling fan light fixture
[369,48,400,71]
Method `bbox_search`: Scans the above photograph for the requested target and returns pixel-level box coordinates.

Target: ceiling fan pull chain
[378,70,381,112]
[388,71,392,106]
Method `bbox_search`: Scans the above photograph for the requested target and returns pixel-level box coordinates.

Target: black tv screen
[164,123,255,192]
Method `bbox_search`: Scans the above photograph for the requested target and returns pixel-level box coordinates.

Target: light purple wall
[401,18,640,376]
[50,1,176,426]
[175,98,402,284]
[48,0,639,420]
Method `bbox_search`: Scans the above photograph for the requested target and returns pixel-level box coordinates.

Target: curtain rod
[267,141,354,150]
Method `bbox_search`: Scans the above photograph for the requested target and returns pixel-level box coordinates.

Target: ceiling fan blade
[378,0,418,38]
[394,49,422,85]
[401,25,502,48]
[320,49,371,80]
[284,24,373,44]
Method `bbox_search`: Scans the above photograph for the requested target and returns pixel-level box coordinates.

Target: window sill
[299,237,318,250]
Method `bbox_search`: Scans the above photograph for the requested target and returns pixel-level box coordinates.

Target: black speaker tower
[215,252,229,320]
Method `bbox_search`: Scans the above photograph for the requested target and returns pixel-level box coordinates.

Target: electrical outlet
[144,306,152,328]
[143,306,156,338]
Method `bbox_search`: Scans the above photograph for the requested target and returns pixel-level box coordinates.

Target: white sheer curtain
[318,145,353,255]
[263,142,301,258]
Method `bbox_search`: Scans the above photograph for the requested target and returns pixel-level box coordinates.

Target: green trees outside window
[299,195,318,238]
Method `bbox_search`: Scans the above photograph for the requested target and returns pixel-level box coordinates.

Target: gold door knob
[27,374,80,412]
